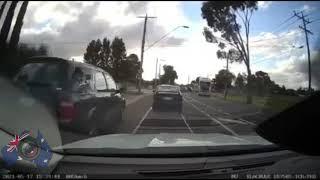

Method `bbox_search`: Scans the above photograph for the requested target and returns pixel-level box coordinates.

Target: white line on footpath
[132,107,152,134]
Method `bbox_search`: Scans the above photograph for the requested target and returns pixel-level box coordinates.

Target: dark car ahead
[152,84,182,113]
[13,56,126,136]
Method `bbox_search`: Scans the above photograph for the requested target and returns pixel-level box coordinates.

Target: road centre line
[132,107,152,134]
[183,98,239,137]
[180,113,194,134]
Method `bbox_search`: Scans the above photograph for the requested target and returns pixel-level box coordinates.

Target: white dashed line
[132,107,152,134]
[180,113,194,134]
[184,98,239,137]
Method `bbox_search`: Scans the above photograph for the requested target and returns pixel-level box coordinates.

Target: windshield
[0,1,320,161]
[200,81,210,90]
[157,85,179,92]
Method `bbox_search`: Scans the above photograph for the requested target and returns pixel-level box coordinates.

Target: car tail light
[58,100,75,123]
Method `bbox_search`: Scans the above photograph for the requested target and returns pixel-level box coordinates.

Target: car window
[14,62,66,86]
[157,85,179,92]
[105,73,117,91]
[95,72,107,91]
[71,66,95,93]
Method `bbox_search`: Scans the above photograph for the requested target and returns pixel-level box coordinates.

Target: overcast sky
[2,1,320,89]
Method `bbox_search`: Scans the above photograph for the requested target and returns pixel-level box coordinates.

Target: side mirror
[153,89,155,93]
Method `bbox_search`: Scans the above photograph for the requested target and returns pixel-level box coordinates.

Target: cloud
[258,1,272,10]
[18,1,188,61]
[300,4,317,13]
[240,28,319,90]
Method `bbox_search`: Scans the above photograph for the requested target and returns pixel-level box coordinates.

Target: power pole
[294,10,313,94]
[137,14,156,93]
[154,58,158,87]
[158,63,161,81]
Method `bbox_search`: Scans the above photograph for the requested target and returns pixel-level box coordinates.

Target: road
[60,91,270,144]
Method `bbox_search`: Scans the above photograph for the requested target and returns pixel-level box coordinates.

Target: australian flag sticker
[1,129,53,168]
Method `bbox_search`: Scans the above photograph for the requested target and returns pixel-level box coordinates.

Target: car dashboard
[52,149,320,179]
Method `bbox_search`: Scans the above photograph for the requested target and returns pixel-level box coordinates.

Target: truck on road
[198,77,211,96]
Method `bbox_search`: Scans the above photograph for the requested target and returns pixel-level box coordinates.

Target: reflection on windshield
[0,1,319,153]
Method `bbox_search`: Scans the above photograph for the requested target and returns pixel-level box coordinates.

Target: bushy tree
[159,65,178,85]
[202,1,258,104]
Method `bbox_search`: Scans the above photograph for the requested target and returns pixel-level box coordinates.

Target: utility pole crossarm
[137,16,157,18]
[299,25,313,35]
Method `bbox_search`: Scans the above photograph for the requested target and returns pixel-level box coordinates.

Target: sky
[2,1,320,89]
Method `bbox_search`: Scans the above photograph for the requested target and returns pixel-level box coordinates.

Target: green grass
[221,94,303,112]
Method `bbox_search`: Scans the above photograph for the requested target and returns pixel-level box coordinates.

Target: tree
[214,69,235,92]
[235,73,246,93]
[0,43,49,77]
[202,1,258,104]
[110,37,126,81]
[84,37,134,82]
[253,70,272,96]
[0,1,7,21]
[159,65,178,85]
[119,54,140,82]
[84,39,102,68]
[0,1,18,49]
[99,37,111,71]
[9,1,29,50]
[216,43,241,99]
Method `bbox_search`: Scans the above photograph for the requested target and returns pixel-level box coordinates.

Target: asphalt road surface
[60,91,271,145]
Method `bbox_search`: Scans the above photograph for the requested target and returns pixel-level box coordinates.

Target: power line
[251,20,300,44]
[251,48,294,65]
[270,15,295,34]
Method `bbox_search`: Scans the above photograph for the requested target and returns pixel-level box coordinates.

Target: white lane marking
[132,107,152,134]
[186,95,257,125]
[239,118,257,126]
[180,113,194,134]
[236,111,261,117]
[187,95,227,114]
[217,117,248,125]
[183,98,239,137]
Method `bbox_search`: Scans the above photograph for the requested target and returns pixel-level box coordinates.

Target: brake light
[58,100,75,123]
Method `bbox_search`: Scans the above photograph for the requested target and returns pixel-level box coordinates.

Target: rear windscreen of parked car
[14,62,68,87]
